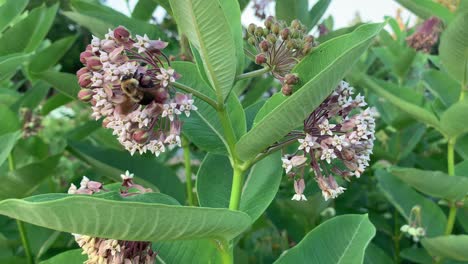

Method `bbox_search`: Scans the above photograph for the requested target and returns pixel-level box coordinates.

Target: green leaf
[276,0,309,26]
[391,167,468,200]
[67,141,186,203]
[0,4,58,56]
[132,0,158,21]
[0,53,30,81]
[306,0,331,29]
[0,104,21,134]
[395,0,454,23]
[28,35,78,74]
[197,152,282,222]
[173,61,246,154]
[36,71,79,99]
[400,247,433,264]
[11,80,49,111]
[0,193,252,241]
[0,0,28,33]
[440,101,468,139]
[376,170,447,236]
[239,152,283,221]
[236,23,384,161]
[253,93,286,126]
[358,75,442,132]
[196,154,232,208]
[0,131,21,167]
[439,11,468,85]
[317,23,364,43]
[68,0,165,39]
[40,249,86,264]
[422,235,468,261]
[364,243,393,264]
[0,154,61,199]
[41,93,73,116]
[423,69,461,107]
[170,0,237,100]
[274,214,376,264]
[155,239,221,263]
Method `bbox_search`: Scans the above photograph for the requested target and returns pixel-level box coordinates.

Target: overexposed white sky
[107,0,414,29]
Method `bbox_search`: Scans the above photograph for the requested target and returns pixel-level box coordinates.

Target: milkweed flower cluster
[280,81,377,201]
[406,17,441,53]
[77,26,197,156]
[246,16,318,95]
[68,171,155,263]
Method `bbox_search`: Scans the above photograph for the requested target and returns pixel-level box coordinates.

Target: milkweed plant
[0,0,467,263]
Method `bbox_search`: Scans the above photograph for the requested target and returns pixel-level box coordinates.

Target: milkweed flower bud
[275,81,377,201]
[406,17,441,53]
[255,54,267,65]
[400,206,426,242]
[77,26,196,157]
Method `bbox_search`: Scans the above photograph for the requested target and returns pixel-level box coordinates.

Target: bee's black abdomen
[139,93,155,105]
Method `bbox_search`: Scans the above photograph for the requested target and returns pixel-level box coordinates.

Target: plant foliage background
[0,0,467,263]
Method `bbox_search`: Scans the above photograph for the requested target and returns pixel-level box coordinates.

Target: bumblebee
[120,72,154,105]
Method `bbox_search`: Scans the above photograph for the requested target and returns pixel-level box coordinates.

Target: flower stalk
[235,66,271,81]
[182,136,195,206]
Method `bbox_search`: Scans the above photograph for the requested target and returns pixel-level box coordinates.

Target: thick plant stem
[182,137,194,206]
[235,67,270,81]
[444,139,457,235]
[217,240,233,264]
[228,167,244,211]
[173,82,219,110]
[9,154,33,264]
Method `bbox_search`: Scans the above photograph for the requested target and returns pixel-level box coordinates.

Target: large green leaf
[236,23,384,161]
[439,11,468,85]
[0,53,30,81]
[68,0,164,39]
[276,0,309,25]
[391,167,468,201]
[170,0,237,100]
[364,243,393,264]
[0,0,28,33]
[28,35,78,74]
[0,3,58,56]
[376,170,446,237]
[0,104,21,134]
[36,71,79,99]
[395,0,454,23]
[40,249,86,264]
[423,69,461,107]
[0,131,21,167]
[358,75,442,132]
[274,214,376,263]
[0,193,252,241]
[422,235,468,261]
[440,100,468,139]
[0,154,61,200]
[132,0,158,21]
[67,141,186,203]
[197,152,282,222]
[155,239,221,263]
[307,0,332,29]
[400,247,433,264]
[173,61,246,155]
[11,81,50,111]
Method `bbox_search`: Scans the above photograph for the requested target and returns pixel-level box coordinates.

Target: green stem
[217,240,233,264]
[235,67,270,81]
[217,108,239,162]
[182,137,194,206]
[173,82,219,110]
[228,167,245,211]
[9,154,33,264]
[444,139,457,235]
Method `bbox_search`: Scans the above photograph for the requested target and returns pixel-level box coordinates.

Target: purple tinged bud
[255,54,267,65]
[113,26,130,43]
[87,181,102,191]
[282,84,293,96]
[265,16,274,29]
[132,129,150,143]
[76,67,89,78]
[78,73,92,88]
[148,40,168,52]
[86,56,102,71]
[248,23,256,34]
[284,73,299,85]
[280,28,290,40]
[154,88,169,103]
[80,51,93,64]
[260,40,269,52]
[101,39,116,52]
[78,89,93,102]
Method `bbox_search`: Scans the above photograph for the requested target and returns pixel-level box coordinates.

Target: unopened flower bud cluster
[280,81,377,201]
[400,206,426,242]
[246,16,317,95]
[406,17,441,53]
[68,171,155,263]
[77,26,197,156]
[20,108,42,138]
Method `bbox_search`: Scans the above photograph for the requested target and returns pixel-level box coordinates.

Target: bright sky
[107,0,415,29]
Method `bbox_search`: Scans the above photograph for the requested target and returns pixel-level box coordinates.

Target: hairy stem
[235,67,270,81]
[173,82,219,110]
[182,136,194,206]
[9,154,34,264]
[444,139,457,235]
